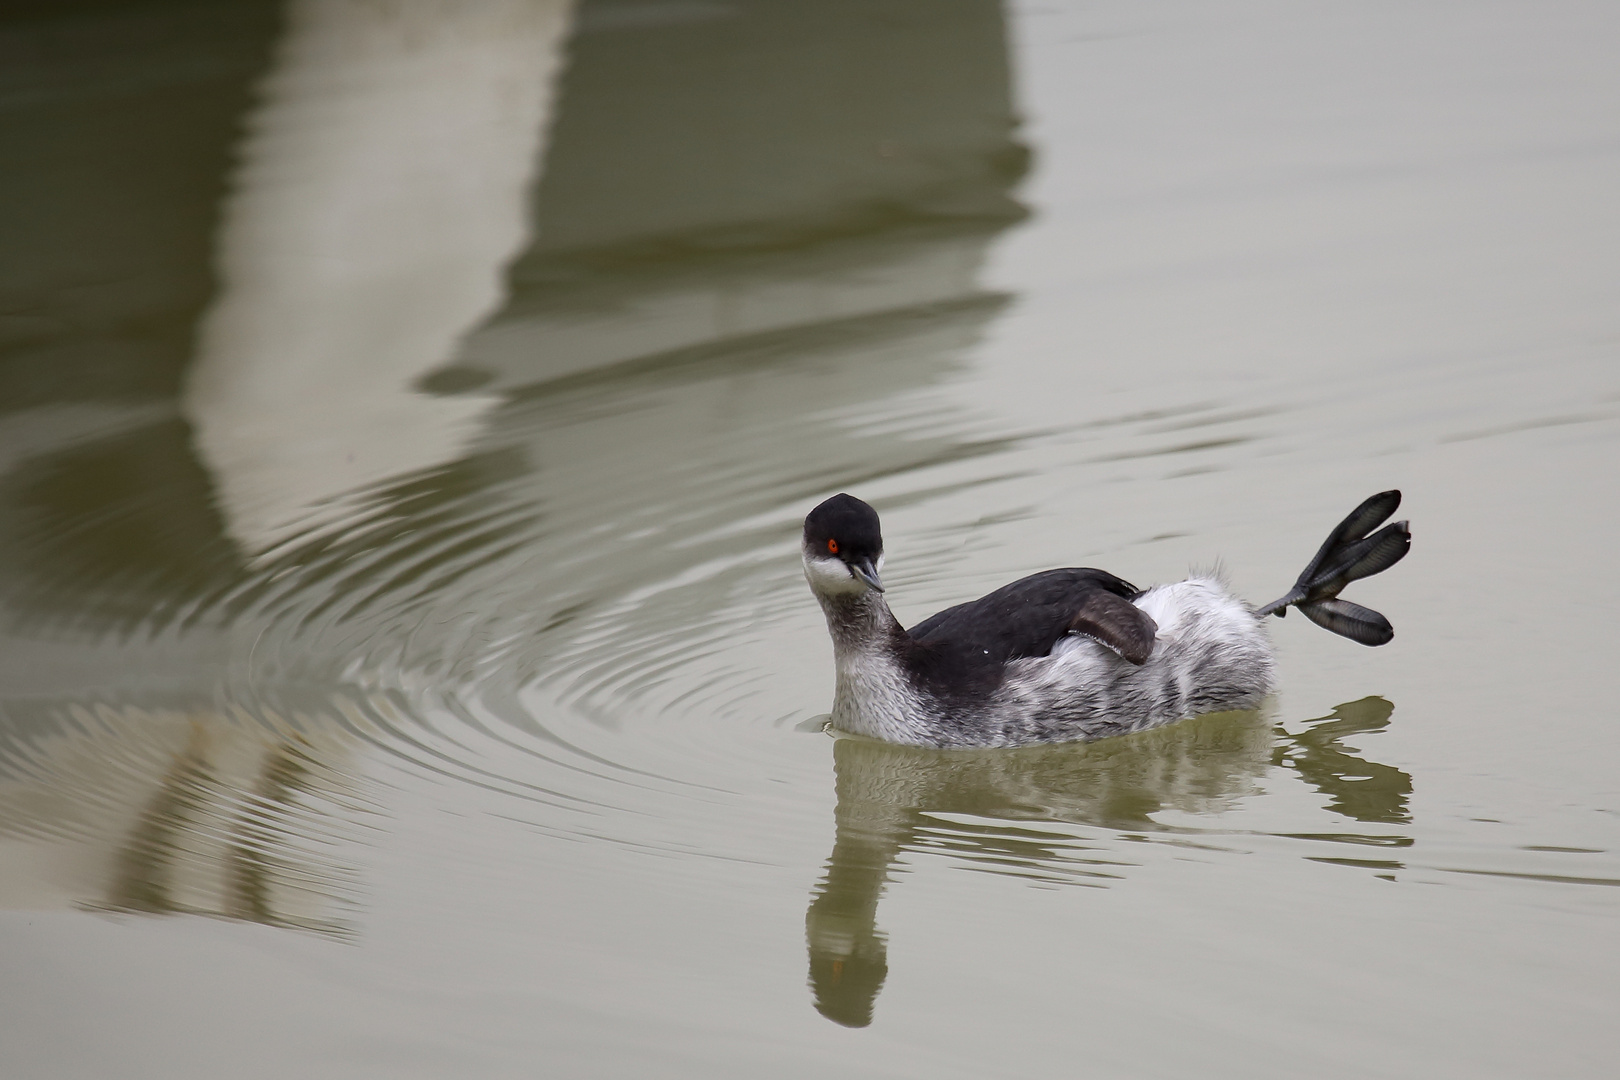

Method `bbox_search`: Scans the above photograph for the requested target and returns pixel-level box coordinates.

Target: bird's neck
[815,589,906,659]
[814,590,925,743]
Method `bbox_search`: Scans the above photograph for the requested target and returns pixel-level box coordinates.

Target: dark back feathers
[906,568,1155,670]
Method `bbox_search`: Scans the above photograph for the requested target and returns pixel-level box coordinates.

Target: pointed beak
[851,557,885,592]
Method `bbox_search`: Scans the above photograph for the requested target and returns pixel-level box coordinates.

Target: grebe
[802,491,1410,747]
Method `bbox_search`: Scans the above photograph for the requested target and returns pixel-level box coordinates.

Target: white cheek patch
[804,553,866,595]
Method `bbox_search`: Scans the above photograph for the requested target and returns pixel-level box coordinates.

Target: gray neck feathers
[814,592,924,742]
[817,590,904,656]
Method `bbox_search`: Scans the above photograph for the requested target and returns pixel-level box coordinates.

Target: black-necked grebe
[802,491,1410,747]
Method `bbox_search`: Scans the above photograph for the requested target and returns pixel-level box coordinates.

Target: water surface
[2,2,1618,1077]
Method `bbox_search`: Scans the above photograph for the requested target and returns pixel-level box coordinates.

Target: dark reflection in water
[0,2,280,411]
[806,701,1413,1027]
[1275,696,1410,827]
[0,418,242,636]
[527,0,1025,267]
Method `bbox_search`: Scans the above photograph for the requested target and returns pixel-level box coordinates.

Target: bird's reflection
[806,698,1411,1027]
[1274,695,1410,826]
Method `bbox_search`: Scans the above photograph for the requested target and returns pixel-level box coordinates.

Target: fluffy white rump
[980,577,1275,747]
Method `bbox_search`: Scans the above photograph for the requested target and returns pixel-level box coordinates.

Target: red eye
[827,539,839,554]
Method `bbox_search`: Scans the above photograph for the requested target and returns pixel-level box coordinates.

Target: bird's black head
[803,493,886,594]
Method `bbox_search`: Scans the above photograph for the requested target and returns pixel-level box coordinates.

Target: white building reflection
[185,0,575,555]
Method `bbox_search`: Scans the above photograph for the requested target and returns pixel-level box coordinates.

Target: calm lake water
[3,2,1618,1076]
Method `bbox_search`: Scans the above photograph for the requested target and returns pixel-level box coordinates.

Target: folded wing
[908,568,1157,667]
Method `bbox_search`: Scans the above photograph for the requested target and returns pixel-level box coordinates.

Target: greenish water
[2,2,1618,1077]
